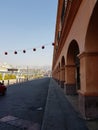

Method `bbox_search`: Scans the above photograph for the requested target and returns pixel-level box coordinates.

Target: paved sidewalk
[41,79,89,130]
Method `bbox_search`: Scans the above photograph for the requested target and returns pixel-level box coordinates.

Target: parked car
[0,82,7,95]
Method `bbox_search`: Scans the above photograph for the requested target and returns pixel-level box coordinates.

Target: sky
[0,0,58,67]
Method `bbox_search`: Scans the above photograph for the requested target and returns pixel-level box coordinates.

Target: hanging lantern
[14,51,17,54]
[33,48,36,51]
[23,50,26,53]
[5,52,8,55]
[42,46,45,49]
[52,42,55,46]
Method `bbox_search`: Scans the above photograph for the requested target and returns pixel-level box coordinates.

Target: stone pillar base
[60,81,65,89]
[54,79,59,85]
[64,83,77,95]
[55,79,58,83]
[78,91,98,120]
[57,80,60,85]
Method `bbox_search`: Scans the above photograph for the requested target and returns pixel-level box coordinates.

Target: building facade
[52,0,98,119]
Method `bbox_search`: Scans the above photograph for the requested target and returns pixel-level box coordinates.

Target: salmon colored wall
[65,65,76,84]
[79,52,98,94]
[52,0,98,95]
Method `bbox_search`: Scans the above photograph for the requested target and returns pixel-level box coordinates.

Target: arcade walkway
[42,79,88,130]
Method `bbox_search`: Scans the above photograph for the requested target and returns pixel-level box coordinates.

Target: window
[57,31,61,42]
[61,0,68,25]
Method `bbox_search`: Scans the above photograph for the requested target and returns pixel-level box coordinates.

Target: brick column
[60,66,65,88]
[64,65,77,95]
[57,69,60,85]
[78,52,98,119]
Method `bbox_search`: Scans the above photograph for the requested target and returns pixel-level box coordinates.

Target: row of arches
[53,40,80,93]
[52,0,98,119]
[53,38,98,119]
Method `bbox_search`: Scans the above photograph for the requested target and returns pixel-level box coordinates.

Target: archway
[85,1,98,52]
[78,1,98,119]
[65,40,80,94]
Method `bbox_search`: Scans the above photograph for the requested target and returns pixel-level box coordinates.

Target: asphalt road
[0,77,50,130]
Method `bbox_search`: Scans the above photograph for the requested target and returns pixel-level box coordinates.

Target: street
[0,77,50,130]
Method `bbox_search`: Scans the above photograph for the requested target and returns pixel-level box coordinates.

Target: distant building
[52,0,98,119]
[0,66,7,72]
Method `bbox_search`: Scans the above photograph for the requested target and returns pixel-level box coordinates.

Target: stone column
[78,52,98,119]
[58,69,60,85]
[60,66,65,88]
[56,69,58,82]
[57,70,59,84]
[64,65,77,95]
